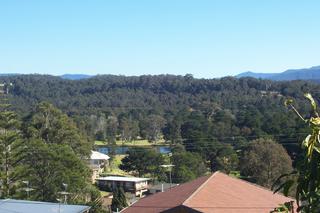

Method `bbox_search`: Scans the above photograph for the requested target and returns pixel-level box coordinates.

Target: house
[0,199,90,213]
[148,183,179,194]
[122,171,296,213]
[96,176,150,197]
[89,150,110,182]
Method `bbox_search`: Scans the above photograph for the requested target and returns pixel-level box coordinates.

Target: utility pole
[160,153,174,190]
[160,152,175,189]
[58,183,71,204]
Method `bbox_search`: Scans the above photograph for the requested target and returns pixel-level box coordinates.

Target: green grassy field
[102,155,131,176]
[94,139,166,146]
[94,140,106,146]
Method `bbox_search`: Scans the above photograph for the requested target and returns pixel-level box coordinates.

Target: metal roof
[0,199,90,213]
[90,150,110,160]
[96,176,150,182]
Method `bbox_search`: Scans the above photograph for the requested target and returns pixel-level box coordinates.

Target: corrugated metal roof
[96,176,150,182]
[0,199,90,213]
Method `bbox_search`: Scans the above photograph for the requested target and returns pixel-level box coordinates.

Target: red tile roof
[122,172,296,213]
[122,175,210,213]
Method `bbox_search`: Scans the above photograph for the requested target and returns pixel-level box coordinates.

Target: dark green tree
[23,102,91,157]
[144,115,165,143]
[163,118,182,145]
[22,139,90,202]
[0,84,24,198]
[120,148,165,177]
[119,116,139,142]
[240,138,292,188]
[111,187,128,212]
[171,151,207,183]
[20,103,96,206]
[213,145,239,174]
[0,108,24,197]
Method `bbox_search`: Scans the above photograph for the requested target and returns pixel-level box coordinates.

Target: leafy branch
[274,93,320,212]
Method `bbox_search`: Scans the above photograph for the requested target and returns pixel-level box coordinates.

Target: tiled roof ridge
[215,172,295,200]
[183,171,219,205]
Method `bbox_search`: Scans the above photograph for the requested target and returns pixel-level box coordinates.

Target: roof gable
[122,175,210,213]
[184,172,295,213]
[122,172,296,213]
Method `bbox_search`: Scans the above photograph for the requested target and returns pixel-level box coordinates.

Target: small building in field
[96,176,150,197]
[89,151,110,183]
[0,199,90,213]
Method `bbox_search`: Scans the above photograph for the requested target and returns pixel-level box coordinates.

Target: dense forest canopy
[1,74,320,160]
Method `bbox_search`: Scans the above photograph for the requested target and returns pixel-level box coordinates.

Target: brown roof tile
[184,172,295,213]
[122,175,210,213]
[122,172,296,213]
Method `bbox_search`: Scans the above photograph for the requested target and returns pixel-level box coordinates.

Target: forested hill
[1,74,319,156]
[4,74,319,114]
[237,66,320,81]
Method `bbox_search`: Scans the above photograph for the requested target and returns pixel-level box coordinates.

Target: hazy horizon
[1,64,319,78]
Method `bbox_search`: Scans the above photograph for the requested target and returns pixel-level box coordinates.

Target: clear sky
[1,0,319,78]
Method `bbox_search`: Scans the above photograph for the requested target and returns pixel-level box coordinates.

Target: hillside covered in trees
[1,75,320,145]
[1,74,319,160]
[1,75,320,203]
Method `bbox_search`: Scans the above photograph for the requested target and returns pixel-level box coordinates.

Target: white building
[89,151,110,183]
[96,176,150,197]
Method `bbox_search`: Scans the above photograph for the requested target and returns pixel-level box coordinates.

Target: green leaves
[120,147,165,177]
[171,151,207,183]
[111,187,128,212]
[272,171,297,196]
[284,99,294,107]
[280,94,320,212]
[241,138,293,188]
[25,102,91,157]
[305,93,319,117]
[0,109,24,198]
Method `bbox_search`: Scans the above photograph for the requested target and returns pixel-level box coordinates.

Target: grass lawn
[229,171,242,178]
[100,190,111,197]
[94,139,167,146]
[94,140,106,146]
[102,155,132,177]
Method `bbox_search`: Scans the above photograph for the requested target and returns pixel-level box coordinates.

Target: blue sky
[1,0,319,78]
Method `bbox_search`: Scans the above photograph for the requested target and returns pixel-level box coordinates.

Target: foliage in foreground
[274,93,320,212]
[0,102,103,212]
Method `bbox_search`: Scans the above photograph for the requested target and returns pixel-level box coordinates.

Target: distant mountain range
[236,66,320,81]
[1,65,320,81]
[0,73,94,80]
[60,74,94,80]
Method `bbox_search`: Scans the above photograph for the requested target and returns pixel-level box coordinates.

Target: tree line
[1,74,318,150]
[0,101,104,212]
[1,74,319,211]
[1,75,319,194]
